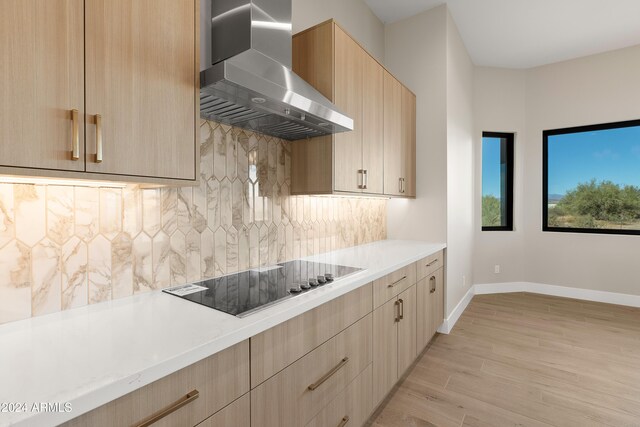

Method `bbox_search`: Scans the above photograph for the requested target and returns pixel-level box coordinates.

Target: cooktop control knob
[289,286,302,294]
[300,282,311,290]
[308,278,319,287]
[324,273,334,282]
[317,275,327,284]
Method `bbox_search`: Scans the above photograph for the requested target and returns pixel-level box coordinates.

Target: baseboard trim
[439,281,640,334]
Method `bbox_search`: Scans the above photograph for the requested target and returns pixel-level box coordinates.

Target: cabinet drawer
[251,283,372,387]
[306,364,373,427]
[373,263,417,308]
[196,393,250,427]
[252,314,373,427]
[417,250,444,281]
[62,341,249,427]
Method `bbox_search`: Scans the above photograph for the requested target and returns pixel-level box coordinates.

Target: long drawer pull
[426,258,439,267]
[399,298,404,320]
[388,275,407,288]
[308,357,349,391]
[430,276,437,294]
[95,114,103,163]
[71,109,79,160]
[394,300,400,322]
[135,389,199,427]
[337,415,350,427]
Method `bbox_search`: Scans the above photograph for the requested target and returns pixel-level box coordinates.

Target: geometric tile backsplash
[0,121,387,325]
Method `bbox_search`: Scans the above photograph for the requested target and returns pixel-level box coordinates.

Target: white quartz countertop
[0,239,445,427]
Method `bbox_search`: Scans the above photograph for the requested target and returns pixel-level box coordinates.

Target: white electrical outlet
[494,265,501,274]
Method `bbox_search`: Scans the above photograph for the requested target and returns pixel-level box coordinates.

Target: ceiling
[364,0,640,68]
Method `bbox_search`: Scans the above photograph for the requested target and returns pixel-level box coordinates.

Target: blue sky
[547,125,640,195]
[482,137,503,198]
[482,126,640,197]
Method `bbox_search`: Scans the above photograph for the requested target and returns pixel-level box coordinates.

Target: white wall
[385,5,448,244]
[292,0,385,61]
[473,67,527,284]
[522,45,640,295]
[445,10,475,314]
[474,44,640,296]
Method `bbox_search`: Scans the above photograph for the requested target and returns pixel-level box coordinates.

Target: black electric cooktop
[163,260,363,317]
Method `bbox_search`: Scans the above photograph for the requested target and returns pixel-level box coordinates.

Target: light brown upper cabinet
[291,20,389,196]
[0,0,85,173]
[0,0,198,184]
[384,75,416,197]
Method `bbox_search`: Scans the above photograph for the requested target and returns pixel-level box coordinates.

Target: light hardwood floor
[369,292,640,427]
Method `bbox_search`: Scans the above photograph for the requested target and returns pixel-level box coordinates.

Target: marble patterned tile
[238,226,249,271]
[191,180,207,233]
[268,138,277,190]
[268,224,278,266]
[0,184,15,249]
[152,231,171,289]
[61,237,87,310]
[257,136,269,193]
[206,178,220,231]
[88,235,111,304]
[75,187,99,242]
[248,147,258,183]
[213,126,227,181]
[200,121,214,181]
[286,224,294,261]
[226,129,237,180]
[132,233,153,294]
[237,131,249,182]
[276,140,285,185]
[200,228,214,279]
[232,179,243,230]
[248,225,259,269]
[31,238,61,316]
[226,226,238,274]
[122,186,142,237]
[99,188,123,241]
[177,187,193,234]
[14,184,46,247]
[186,229,201,282]
[142,189,162,237]
[0,241,31,323]
[111,233,133,299]
[242,181,253,227]
[161,188,178,234]
[259,224,268,267]
[170,231,186,286]
[214,227,226,276]
[220,178,232,229]
[277,224,285,263]
[46,186,74,246]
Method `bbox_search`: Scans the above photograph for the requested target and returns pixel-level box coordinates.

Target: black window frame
[481,131,514,231]
[543,118,640,236]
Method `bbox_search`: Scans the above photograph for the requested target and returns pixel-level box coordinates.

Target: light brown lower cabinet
[61,340,249,427]
[306,364,373,427]
[196,393,250,427]
[251,314,373,427]
[417,267,445,352]
[372,284,417,407]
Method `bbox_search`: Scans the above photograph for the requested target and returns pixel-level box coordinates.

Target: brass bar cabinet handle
[426,258,439,267]
[363,169,368,189]
[95,114,103,163]
[357,169,364,189]
[337,415,350,427]
[430,276,436,293]
[399,298,404,320]
[394,300,400,322]
[388,275,407,288]
[71,109,79,160]
[399,177,402,193]
[135,389,199,427]
[308,357,349,391]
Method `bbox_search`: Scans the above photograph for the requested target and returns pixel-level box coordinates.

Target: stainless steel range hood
[200,0,353,140]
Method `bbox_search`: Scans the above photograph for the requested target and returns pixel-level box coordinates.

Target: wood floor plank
[370,292,640,427]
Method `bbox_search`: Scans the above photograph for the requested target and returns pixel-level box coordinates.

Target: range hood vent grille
[200,94,268,124]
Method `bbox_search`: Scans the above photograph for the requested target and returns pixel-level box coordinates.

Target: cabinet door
[372,297,398,407]
[430,268,445,336]
[361,53,384,195]
[85,0,197,180]
[383,71,402,196]
[397,284,417,376]
[416,277,433,352]
[333,26,363,193]
[401,86,417,197]
[0,0,85,172]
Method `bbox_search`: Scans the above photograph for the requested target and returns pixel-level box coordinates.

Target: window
[482,132,514,231]
[543,119,640,235]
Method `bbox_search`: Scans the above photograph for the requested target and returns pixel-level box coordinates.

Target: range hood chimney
[200,0,353,140]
